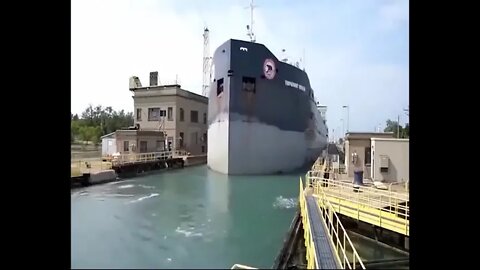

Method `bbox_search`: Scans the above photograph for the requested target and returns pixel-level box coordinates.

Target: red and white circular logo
[263,58,276,80]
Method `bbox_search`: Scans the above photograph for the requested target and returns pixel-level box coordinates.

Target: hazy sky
[72,0,409,139]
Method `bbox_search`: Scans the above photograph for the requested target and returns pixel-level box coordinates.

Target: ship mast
[246,0,257,42]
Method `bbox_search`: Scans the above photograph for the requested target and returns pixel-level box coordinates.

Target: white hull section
[208,119,326,175]
[207,119,230,174]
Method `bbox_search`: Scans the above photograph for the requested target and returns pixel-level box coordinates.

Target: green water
[71,165,407,269]
[72,165,301,269]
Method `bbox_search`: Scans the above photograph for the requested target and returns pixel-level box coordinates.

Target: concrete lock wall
[371,138,409,183]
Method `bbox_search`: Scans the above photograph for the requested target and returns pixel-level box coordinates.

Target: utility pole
[397,115,400,138]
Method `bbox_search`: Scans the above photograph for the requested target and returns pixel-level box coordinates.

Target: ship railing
[230,264,257,269]
[111,151,173,166]
[71,159,112,177]
[302,177,366,269]
[306,172,409,236]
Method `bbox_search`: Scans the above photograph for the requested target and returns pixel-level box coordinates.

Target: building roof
[131,84,208,104]
[102,129,166,139]
[371,138,409,142]
[100,132,115,139]
[346,132,394,140]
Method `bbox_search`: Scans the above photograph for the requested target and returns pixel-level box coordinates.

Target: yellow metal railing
[306,172,409,236]
[301,177,365,269]
[299,177,318,269]
[111,151,173,166]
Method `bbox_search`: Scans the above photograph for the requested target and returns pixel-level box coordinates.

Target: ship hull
[207,39,328,175]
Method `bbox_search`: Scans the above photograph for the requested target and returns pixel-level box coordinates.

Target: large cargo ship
[207,39,328,175]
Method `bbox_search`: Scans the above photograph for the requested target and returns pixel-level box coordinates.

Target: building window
[191,132,198,146]
[191,110,198,123]
[140,141,147,153]
[180,108,184,121]
[148,108,160,121]
[156,140,164,151]
[160,110,166,117]
[168,107,173,121]
[365,147,372,165]
[217,78,224,96]
[242,77,256,93]
[179,132,184,147]
[202,145,205,153]
[123,141,129,152]
[167,137,173,151]
[136,108,142,121]
[203,113,207,124]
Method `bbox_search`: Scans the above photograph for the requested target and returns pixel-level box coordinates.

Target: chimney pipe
[150,71,158,86]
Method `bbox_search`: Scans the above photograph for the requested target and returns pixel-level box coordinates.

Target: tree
[384,119,409,138]
[72,104,134,145]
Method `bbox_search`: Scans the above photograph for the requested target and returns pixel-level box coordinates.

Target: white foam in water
[273,196,298,209]
[175,227,203,237]
[139,184,155,189]
[109,179,134,185]
[118,184,134,189]
[105,194,135,197]
[128,193,159,203]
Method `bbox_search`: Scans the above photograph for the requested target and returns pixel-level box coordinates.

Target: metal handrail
[308,176,409,215]
[307,174,409,236]
[307,171,409,201]
[310,178,366,269]
[301,177,365,269]
[111,151,173,166]
[299,177,318,269]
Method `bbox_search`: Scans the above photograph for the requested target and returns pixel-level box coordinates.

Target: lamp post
[343,105,349,133]
[340,118,344,138]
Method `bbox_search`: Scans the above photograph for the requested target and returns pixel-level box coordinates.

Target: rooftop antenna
[202,27,212,96]
[303,48,306,71]
[245,0,257,42]
[281,49,288,63]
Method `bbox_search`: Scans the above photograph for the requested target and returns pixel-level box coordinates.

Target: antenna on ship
[245,0,257,42]
[202,26,212,97]
[303,48,306,71]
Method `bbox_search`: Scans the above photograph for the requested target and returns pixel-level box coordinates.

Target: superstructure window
[217,78,224,96]
[242,77,256,93]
